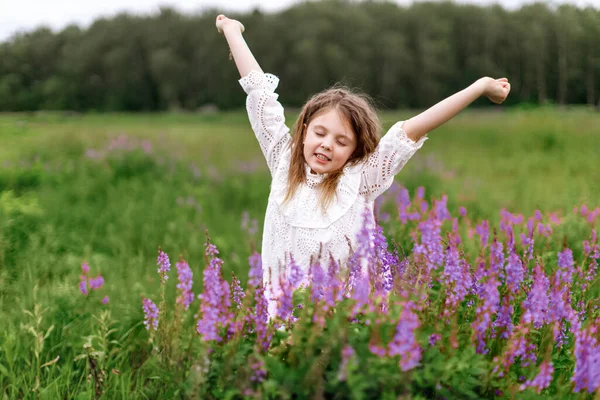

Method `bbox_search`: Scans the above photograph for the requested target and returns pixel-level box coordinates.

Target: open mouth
[315,153,331,163]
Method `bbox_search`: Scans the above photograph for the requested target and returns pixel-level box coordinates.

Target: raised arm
[402,77,511,142]
[216,15,262,78]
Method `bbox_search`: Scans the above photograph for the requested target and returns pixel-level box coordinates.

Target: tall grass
[0,108,598,398]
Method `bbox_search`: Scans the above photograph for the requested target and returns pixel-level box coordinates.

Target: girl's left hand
[482,77,511,104]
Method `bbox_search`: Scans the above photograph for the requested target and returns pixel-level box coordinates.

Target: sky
[1,0,598,41]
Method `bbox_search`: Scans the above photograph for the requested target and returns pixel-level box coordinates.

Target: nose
[321,138,333,151]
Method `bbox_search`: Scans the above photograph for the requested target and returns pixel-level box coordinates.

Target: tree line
[0,0,599,112]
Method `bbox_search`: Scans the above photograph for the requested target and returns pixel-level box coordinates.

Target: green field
[0,108,599,398]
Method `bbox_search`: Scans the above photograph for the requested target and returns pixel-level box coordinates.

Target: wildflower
[475,220,490,249]
[346,208,375,312]
[309,261,326,304]
[254,283,271,352]
[493,296,514,339]
[522,264,550,329]
[494,322,530,375]
[373,225,396,296]
[505,247,524,290]
[325,256,343,308]
[102,296,110,304]
[434,195,451,221]
[175,258,194,310]
[248,252,262,287]
[490,238,505,278]
[197,243,232,342]
[557,248,575,285]
[368,343,387,357]
[472,273,500,354]
[81,262,90,275]
[416,186,425,200]
[79,277,88,296]
[415,213,444,271]
[442,243,472,312]
[338,345,355,382]
[572,324,600,392]
[520,232,535,261]
[249,357,267,383]
[142,297,159,331]
[459,206,467,217]
[389,302,422,371]
[231,272,245,310]
[429,333,441,346]
[88,275,105,290]
[157,249,171,280]
[520,361,554,393]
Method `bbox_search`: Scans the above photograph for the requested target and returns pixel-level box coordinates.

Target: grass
[0,106,599,398]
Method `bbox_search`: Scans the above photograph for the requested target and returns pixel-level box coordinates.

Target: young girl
[215,14,510,318]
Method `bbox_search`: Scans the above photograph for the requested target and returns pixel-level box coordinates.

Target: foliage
[0,2,600,111]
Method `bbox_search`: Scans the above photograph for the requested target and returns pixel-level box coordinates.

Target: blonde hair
[284,86,380,210]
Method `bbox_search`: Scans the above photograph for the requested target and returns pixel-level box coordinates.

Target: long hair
[284,86,380,210]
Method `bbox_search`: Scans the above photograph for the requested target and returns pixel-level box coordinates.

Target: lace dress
[239,71,428,317]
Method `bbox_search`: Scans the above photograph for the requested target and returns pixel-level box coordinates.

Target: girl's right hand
[216,14,245,35]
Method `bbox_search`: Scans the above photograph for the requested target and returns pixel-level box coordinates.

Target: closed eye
[315,132,325,137]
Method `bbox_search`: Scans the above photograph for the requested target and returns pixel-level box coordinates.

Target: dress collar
[305,163,326,183]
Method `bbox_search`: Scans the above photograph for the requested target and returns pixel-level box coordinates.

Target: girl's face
[303,108,357,175]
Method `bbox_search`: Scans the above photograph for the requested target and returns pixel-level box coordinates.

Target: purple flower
[520,232,535,261]
[472,274,500,354]
[231,272,245,310]
[557,248,575,285]
[493,296,514,339]
[572,325,600,392]
[325,256,343,308]
[389,302,422,371]
[346,207,376,312]
[254,284,271,352]
[338,345,355,382]
[81,262,90,275]
[429,333,441,346]
[505,247,524,290]
[373,225,397,296]
[434,195,451,221]
[175,258,194,310]
[88,275,104,290]
[490,239,505,279]
[249,357,267,383]
[197,243,232,342]
[475,220,490,249]
[522,264,550,329]
[79,277,88,296]
[142,297,159,331]
[157,249,171,280]
[443,243,472,312]
[415,213,444,271]
[287,255,304,290]
[520,361,554,393]
[310,262,326,304]
[248,252,263,287]
[205,243,219,256]
[102,296,110,304]
[459,206,467,217]
[369,343,387,357]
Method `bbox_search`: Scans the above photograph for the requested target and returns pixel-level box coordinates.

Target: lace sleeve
[360,121,428,200]
[239,71,291,176]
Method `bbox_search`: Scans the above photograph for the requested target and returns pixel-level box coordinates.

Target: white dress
[239,71,428,317]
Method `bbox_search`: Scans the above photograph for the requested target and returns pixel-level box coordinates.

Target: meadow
[0,107,599,399]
